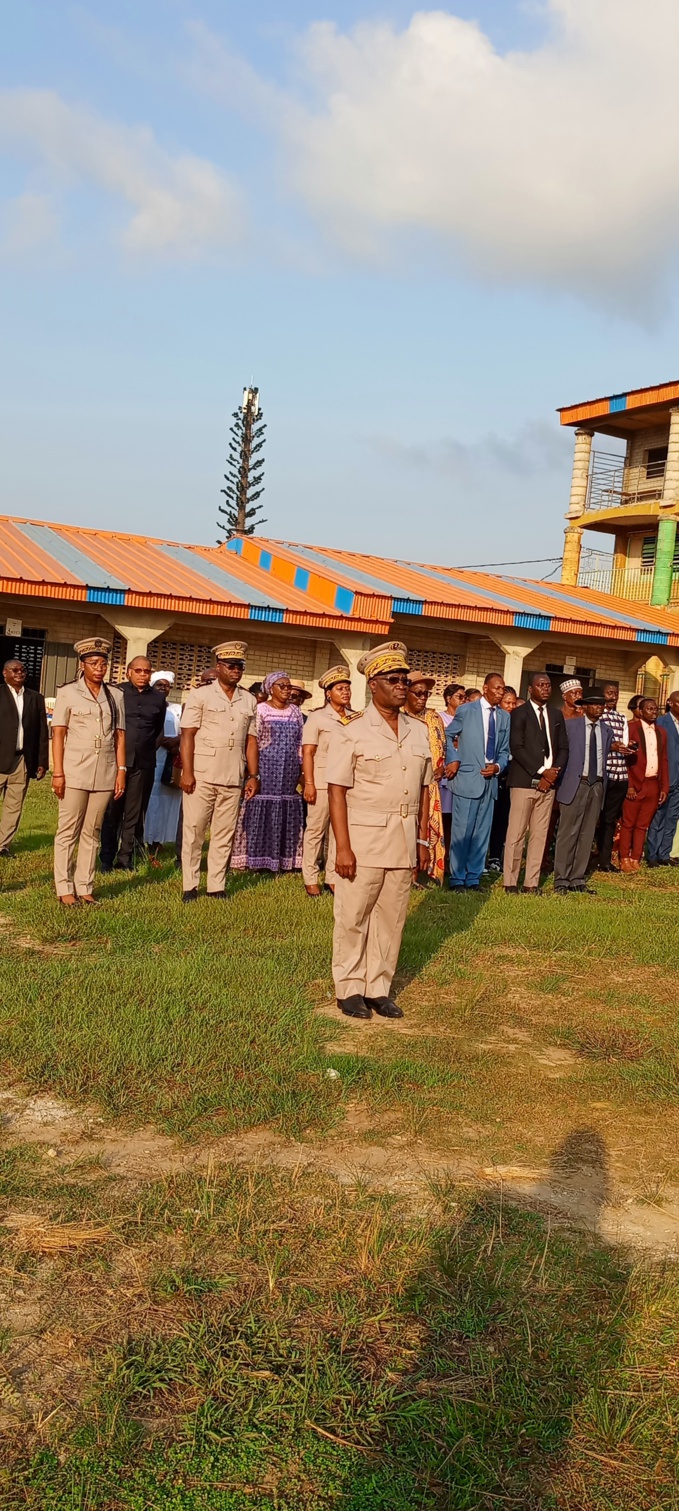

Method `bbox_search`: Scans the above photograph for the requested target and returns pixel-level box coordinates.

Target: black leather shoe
[207,890,228,898]
[339,996,371,1019]
[99,861,113,873]
[364,997,404,1019]
[504,885,519,894]
[572,884,596,894]
[182,888,198,903]
[554,886,570,895]
[0,847,14,858]
[522,887,540,895]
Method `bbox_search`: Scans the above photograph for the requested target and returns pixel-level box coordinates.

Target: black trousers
[487,779,510,862]
[596,780,628,868]
[100,762,155,867]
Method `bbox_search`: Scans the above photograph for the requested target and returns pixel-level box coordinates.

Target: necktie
[538,705,550,759]
[486,706,496,764]
[587,721,598,784]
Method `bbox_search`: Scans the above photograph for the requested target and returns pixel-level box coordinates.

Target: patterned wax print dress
[230,702,304,872]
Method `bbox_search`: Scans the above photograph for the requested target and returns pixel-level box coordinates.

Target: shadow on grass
[12,1133,665,1511]
[397,880,490,987]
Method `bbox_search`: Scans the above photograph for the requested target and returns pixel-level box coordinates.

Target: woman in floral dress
[231,670,304,873]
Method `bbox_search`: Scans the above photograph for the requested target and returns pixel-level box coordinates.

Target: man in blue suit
[553,687,613,893]
[444,673,510,890]
[647,689,679,865]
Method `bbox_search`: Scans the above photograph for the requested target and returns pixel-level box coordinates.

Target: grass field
[2,783,679,1508]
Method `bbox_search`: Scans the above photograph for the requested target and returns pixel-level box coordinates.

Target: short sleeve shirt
[52,679,125,791]
[302,704,352,790]
[326,700,432,867]
[181,680,257,786]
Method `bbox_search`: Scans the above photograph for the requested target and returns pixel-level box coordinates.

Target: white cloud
[0,88,245,259]
[365,419,571,479]
[203,0,679,305]
[0,191,58,257]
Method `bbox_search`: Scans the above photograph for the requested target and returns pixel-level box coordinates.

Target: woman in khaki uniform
[51,638,126,905]
[301,664,354,897]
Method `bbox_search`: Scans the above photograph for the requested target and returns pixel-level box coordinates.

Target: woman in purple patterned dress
[231,670,304,872]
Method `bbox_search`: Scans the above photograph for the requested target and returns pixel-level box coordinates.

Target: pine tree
[217,386,267,538]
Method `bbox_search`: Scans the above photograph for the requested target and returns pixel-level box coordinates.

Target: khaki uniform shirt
[302,704,353,790]
[181,681,257,787]
[325,701,432,867]
[52,679,126,791]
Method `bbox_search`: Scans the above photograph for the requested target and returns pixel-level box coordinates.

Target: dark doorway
[0,628,45,690]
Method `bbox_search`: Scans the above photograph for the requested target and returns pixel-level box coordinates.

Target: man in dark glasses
[327,640,432,1021]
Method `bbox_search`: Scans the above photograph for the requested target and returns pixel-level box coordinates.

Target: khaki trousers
[0,754,29,850]
[332,865,411,1001]
[54,787,112,897]
[301,790,337,886]
[182,781,241,892]
[503,787,555,889]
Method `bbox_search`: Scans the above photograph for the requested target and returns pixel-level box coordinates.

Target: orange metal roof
[558,379,679,427]
[0,514,677,648]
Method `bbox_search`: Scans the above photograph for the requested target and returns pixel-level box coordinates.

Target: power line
[453,559,562,568]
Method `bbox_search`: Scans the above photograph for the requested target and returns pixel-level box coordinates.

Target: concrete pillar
[567,429,594,519]
[661,407,679,509]
[613,532,628,573]
[331,632,372,710]
[486,630,543,695]
[103,610,174,666]
[561,525,583,587]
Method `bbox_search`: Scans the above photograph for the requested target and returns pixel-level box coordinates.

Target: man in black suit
[503,672,568,894]
[0,658,49,855]
[100,656,166,872]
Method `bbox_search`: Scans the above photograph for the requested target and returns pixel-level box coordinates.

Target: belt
[579,775,602,783]
[348,804,417,818]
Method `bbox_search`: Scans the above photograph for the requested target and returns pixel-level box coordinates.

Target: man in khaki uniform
[301,664,354,897]
[180,640,259,901]
[327,641,432,1020]
[51,638,126,904]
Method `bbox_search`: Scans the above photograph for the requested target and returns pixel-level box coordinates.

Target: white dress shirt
[9,685,24,752]
[644,723,659,778]
[479,696,497,765]
[581,717,603,778]
[529,698,553,773]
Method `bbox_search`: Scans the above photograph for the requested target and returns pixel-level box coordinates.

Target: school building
[2,507,679,712]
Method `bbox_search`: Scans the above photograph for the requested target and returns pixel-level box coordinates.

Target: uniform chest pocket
[361,754,391,781]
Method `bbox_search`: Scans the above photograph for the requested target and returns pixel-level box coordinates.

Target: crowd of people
[1,636,678,1020]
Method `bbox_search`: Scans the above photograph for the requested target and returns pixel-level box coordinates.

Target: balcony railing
[578,565,679,603]
[585,450,665,512]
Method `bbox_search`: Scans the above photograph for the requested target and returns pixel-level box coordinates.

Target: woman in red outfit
[618,698,669,872]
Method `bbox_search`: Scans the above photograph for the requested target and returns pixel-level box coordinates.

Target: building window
[641,536,657,567]
[646,446,668,480]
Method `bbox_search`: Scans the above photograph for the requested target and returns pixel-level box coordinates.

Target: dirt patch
[2,1087,679,1255]
[0,914,88,957]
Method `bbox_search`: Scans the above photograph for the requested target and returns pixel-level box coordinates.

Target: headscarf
[263,669,290,698]
[151,670,175,687]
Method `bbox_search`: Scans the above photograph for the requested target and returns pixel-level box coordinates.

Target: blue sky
[2,0,679,570]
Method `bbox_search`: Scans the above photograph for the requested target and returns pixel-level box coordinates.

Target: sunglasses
[220,661,244,670]
[376,672,409,685]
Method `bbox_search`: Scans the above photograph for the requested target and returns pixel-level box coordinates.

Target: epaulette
[345,710,364,722]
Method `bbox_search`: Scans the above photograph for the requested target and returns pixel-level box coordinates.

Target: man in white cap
[301,664,354,897]
[327,641,432,1020]
[179,641,259,900]
[560,677,584,721]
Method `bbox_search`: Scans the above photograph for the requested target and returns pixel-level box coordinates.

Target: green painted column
[650,517,677,606]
